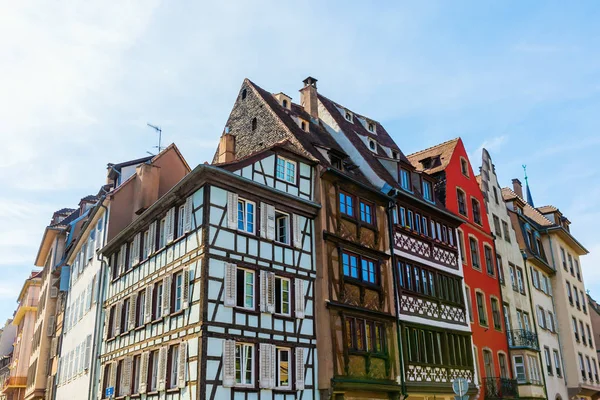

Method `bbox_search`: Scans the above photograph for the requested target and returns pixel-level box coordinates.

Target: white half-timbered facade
[99,153,318,400]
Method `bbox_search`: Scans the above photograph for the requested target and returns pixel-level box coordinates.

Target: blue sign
[105,387,114,397]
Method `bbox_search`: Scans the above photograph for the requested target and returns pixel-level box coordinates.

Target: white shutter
[132,233,140,265]
[128,293,137,331]
[222,340,236,387]
[259,343,275,389]
[260,271,268,313]
[227,192,239,229]
[122,356,132,395]
[295,279,305,319]
[118,244,126,275]
[84,334,92,370]
[46,375,54,400]
[266,204,276,240]
[46,316,55,336]
[162,275,172,317]
[184,197,193,233]
[139,352,149,394]
[93,273,100,304]
[260,202,269,239]
[109,361,118,389]
[144,286,153,324]
[114,302,122,336]
[295,348,305,390]
[50,338,57,357]
[182,267,190,310]
[97,365,105,399]
[177,341,187,389]
[96,226,102,250]
[103,310,110,340]
[147,221,156,256]
[267,273,275,313]
[158,346,168,391]
[293,214,303,249]
[166,207,175,243]
[224,263,237,307]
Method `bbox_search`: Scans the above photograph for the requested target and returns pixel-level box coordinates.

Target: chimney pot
[512,178,523,198]
[300,76,319,121]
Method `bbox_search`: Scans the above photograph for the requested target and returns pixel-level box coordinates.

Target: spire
[523,165,534,206]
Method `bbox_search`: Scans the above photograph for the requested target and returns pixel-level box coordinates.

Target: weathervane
[522,164,529,185]
[147,123,163,154]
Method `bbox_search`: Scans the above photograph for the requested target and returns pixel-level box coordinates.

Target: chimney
[218,127,236,163]
[512,178,523,199]
[300,76,318,121]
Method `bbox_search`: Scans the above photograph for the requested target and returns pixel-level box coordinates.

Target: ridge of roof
[502,187,553,227]
[406,137,460,158]
[406,138,460,174]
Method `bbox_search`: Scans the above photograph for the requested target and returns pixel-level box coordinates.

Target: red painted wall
[444,139,510,382]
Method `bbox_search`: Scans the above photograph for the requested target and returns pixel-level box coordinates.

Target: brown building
[588,295,600,361]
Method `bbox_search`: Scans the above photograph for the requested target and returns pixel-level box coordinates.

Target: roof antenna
[147,123,163,153]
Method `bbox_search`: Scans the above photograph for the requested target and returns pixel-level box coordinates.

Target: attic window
[345,111,353,122]
[282,99,288,108]
[242,89,247,100]
[251,118,257,131]
[392,151,398,160]
[301,121,307,131]
[330,155,342,170]
[368,139,376,152]
[368,122,375,132]
[461,157,469,177]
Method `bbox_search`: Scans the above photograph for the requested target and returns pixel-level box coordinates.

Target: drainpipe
[521,250,549,400]
[88,201,109,400]
[387,200,408,399]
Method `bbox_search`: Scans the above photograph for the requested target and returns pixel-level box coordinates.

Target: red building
[408,138,511,392]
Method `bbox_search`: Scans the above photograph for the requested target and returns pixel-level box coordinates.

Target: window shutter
[144,286,153,324]
[182,267,190,309]
[266,204,276,240]
[139,352,149,394]
[162,275,172,317]
[293,214,303,249]
[128,294,137,331]
[46,375,54,400]
[260,271,268,313]
[177,341,187,389]
[166,207,175,243]
[132,233,140,265]
[158,346,168,391]
[46,316,55,337]
[86,282,93,311]
[295,279,305,319]
[147,221,157,256]
[93,273,100,304]
[96,227,102,250]
[50,338,57,358]
[183,197,193,233]
[114,302,122,336]
[103,310,110,340]
[295,347,305,390]
[117,244,126,275]
[227,192,238,229]
[260,202,269,239]
[267,273,276,313]
[109,361,118,389]
[259,343,275,389]
[222,340,236,387]
[122,356,132,395]
[84,334,92,370]
[97,365,105,399]
[224,263,237,307]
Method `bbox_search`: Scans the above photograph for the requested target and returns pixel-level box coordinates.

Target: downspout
[88,200,109,400]
[387,200,408,399]
[521,250,549,400]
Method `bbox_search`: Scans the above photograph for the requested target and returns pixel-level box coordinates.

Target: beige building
[503,183,599,400]
[1,272,41,400]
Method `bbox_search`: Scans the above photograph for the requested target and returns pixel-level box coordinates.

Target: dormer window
[400,168,411,191]
[301,121,306,131]
[282,99,288,108]
[368,139,376,152]
[368,122,375,132]
[392,151,399,160]
[423,180,434,202]
[345,111,353,122]
[330,155,342,170]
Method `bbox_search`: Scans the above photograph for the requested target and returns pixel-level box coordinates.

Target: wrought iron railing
[482,377,519,399]
[507,329,539,350]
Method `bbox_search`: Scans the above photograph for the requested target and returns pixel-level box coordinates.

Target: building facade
[408,139,513,399]
[480,150,551,400]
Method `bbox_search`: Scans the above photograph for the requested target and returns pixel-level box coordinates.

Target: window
[476,292,487,326]
[483,349,494,378]
[594,359,599,382]
[499,353,508,378]
[582,290,587,313]
[466,287,474,322]
[470,238,480,269]
[168,345,179,389]
[580,321,586,344]
[368,139,376,151]
[423,181,433,202]
[149,350,159,392]
[136,289,145,327]
[484,246,494,276]
[502,221,511,242]
[235,343,254,386]
[553,350,562,377]
[460,158,469,177]
[587,356,593,381]
[116,359,124,396]
[458,230,466,264]
[158,217,166,249]
[472,199,482,225]
[142,230,149,259]
[587,325,593,346]
[339,192,355,217]
[177,205,185,238]
[102,362,111,397]
[368,122,375,132]
[547,311,555,332]
[282,99,288,108]
[275,212,289,244]
[573,317,579,341]
[400,168,411,191]
[132,354,141,394]
[342,252,378,285]
[579,353,585,380]
[359,201,374,224]
[108,306,116,338]
[392,150,398,159]
[491,298,502,330]
[503,303,510,331]
[457,189,467,216]
[493,186,499,204]
[173,271,184,312]
[251,117,257,131]
[575,260,581,281]
[345,111,352,122]
[345,317,385,354]
[528,355,542,384]
[275,277,290,316]
[237,199,255,234]
[276,348,290,389]
[241,88,247,99]
[514,355,526,383]
[567,282,573,304]
[121,298,130,333]
[575,289,580,309]
[544,347,552,375]
[516,268,525,294]
[493,215,502,237]
[568,254,574,275]
[236,268,254,309]
[497,255,505,284]
[154,281,163,320]
[407,210,414,230]
[301,121,307,131]
[276,156,296,183]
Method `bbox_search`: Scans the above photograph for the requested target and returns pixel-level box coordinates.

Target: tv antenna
[147,123,163,153]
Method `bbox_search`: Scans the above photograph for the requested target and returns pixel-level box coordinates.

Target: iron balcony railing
[507,329,539,351]
[482,377,519,399]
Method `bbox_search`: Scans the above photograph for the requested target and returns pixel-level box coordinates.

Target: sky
[1,1,599,322]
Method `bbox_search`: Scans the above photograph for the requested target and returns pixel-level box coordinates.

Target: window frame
[275,156,297,184]
[237,198,256,234]
[400,168,411,191]
[235,343,254,387]
[275,211,290,245]
[469,237,480,270]
[460,157,469,177]
[339,191,356,218]
[457,188,468,217]
[235,267,255,310]
[475,291,488,327]
[342,250,380,286]
[359,199,375,225]
[275,347,291,390]
[472,197,482,225]
[274,276,291,316]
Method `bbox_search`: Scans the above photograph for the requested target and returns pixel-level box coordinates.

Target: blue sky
[1,1,599,322]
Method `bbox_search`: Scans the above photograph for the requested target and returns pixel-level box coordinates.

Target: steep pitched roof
[406,138,459,174]
[501,187,553,227]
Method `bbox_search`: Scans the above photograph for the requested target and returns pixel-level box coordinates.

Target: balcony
[1,376,27,390]
[483,377,519,399]
[507,329,539,351]
[394,227,459,269]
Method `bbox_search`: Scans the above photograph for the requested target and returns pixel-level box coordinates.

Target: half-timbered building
[98,150,318,400]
